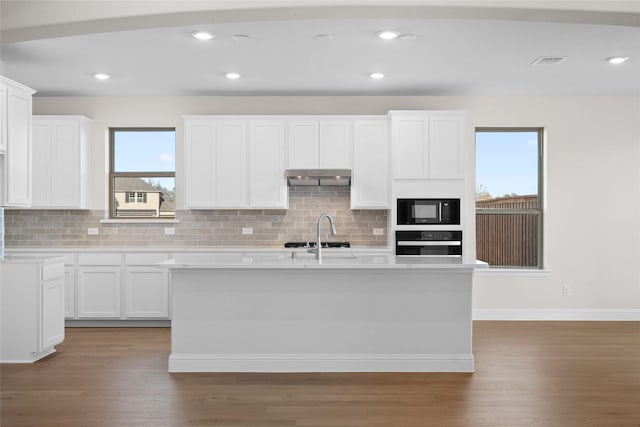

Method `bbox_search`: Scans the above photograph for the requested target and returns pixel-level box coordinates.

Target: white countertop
[0,255,66,265]
[7,246,392,254]
[159,252,484,269]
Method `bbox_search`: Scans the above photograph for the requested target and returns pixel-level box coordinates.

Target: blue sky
[475,131,539,198]
[114,130,176,191]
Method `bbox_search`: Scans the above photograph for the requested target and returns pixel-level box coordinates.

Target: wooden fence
[476,195,539,267]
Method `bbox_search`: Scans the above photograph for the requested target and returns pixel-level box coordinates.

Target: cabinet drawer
[38,253,76,265]
[124,253,169,265]
[78,253,122,266]
[42,262,64,281]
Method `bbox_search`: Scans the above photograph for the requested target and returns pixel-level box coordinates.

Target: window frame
[108,127,176,220]
[475,127,544,269]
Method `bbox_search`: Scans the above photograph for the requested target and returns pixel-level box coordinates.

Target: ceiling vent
[531,56,567,65]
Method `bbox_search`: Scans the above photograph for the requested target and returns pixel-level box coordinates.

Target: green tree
[476,184,493,201]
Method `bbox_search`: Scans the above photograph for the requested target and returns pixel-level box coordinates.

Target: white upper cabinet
[1,76,36,207]
[249,120,287,208]
[318,120,352,169]
[184,117,287,209]
[391,114,428,179]
[352,119,389,209]
[31,116,92,209]
[216,120,248,208]
[184,119,216,208]
[288,120,318,168]
[428,114,464,179]
[0,84,6,153]
[390,111,465,181]
[287,119,352,169]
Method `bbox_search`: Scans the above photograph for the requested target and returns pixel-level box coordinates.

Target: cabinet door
[319,120,351,169]
[124,267,169,318]
[50,120,80,206]
[216,120,248,208]
[352,120,389,208]
[31,121,53,206]
[392,116,428,179]
[64,266,75,318]
[41,275,65,349]
[77,266,122,318]
[287,120,318,168]
[0,84,6,152]
[249,120,287,208]
[428,114,463,179]
[5,86,32,206]
[184,120,215,208]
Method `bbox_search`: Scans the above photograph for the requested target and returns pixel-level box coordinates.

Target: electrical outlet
[87,228,99,235]
[242,227,253,235]
[164,227,175,235]
[562,284,572,296]
[373,228,384,236]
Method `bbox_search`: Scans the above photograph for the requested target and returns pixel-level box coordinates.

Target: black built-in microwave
[397,198,460,225]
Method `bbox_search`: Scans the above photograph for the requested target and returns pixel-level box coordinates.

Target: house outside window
[109,128,176,219]
[475,128,544,268]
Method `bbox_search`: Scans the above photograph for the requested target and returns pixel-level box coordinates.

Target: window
[475,128,543,268]
[109,128,176,219]
[126,192,147,204]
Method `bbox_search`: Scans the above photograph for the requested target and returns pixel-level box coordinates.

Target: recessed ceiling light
[607,56,629,65]
[376,30,399,40]
[94,73,111,80]
[231,34,250,41]
[191,31,214,40]
[225,72,241,80]
[370,72,385,80]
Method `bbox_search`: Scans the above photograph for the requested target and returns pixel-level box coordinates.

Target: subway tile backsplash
[5,187,388,248]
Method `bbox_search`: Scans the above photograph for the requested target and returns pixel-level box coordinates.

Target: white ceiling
[1,1,639,97]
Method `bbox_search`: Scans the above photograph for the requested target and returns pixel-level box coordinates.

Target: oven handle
[396,241,462,246]
[396,254,462,257]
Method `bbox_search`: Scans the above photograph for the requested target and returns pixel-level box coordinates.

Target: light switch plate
[87,228,99,235]
[373,228,384,236]
[242,227,253,235]
[164,227,175,235]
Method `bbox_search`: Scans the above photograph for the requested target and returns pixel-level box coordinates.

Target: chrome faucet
[311,213,337,261]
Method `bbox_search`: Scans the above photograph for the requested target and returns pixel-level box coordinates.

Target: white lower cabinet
[124,267,169,318]
[76,252,170,320]
[77,266,122,318]
[41,272,65,348]
[0,258,65,362]
[64,266,75,318]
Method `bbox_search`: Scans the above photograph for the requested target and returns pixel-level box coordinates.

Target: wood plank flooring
[1,322,639,427]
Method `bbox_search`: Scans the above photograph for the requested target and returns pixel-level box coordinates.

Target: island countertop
[159,252,485,269]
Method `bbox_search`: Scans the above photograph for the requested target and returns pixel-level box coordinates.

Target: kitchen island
[160,253,481,373]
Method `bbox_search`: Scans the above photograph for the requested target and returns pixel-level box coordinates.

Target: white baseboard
[168,353,475,373]
[473,308,640,321]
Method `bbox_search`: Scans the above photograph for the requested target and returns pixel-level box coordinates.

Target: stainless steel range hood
[286,169,351,186]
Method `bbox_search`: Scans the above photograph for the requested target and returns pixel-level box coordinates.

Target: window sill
[474,268,551,279]
[100,219,180,224]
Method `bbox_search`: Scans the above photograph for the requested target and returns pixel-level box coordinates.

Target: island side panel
[169,268,473,372]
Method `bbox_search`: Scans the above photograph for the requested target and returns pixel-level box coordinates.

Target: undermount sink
[281,252,358,260]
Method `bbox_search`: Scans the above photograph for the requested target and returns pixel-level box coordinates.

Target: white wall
[32,95,640,318]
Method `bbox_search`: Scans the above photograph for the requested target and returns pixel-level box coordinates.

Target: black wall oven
[395,230,462,257]
[397,198,460,225]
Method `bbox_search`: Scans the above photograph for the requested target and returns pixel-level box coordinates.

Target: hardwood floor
[1,322,639,427]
